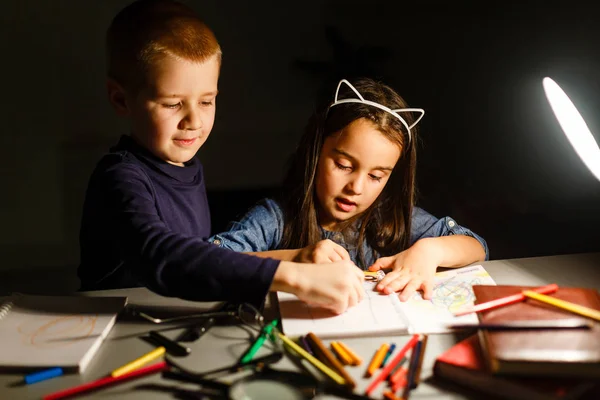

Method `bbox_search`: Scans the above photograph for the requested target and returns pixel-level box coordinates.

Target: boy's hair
[106,0,222,91]
[280,78,418,265]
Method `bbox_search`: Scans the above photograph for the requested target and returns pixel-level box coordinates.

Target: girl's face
[315,118,402,231]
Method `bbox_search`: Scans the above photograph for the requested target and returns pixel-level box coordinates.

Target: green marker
[240,319,278,364]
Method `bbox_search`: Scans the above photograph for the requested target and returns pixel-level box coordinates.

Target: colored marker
[25,367,63,385]
[381,343,396,367]
[366,343,390,377]
[240,319,278,364]
[523,290,600,322]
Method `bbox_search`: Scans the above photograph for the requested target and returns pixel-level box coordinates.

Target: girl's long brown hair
[280,78,418,264]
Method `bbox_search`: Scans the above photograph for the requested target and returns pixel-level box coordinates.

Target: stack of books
[433,285,600,400]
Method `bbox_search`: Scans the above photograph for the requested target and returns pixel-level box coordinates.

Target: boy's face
[126,54,220,166]
[315,118,401,231]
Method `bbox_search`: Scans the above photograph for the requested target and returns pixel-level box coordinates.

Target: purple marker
[300,335,314,356]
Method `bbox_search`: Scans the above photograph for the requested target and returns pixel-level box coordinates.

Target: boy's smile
[315,118,401,231]
[126,54,220,166]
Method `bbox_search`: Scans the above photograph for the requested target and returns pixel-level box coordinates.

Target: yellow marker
[367,343,390,377]
[331,341,353,365]
[336,341,363,365]
[111,346,166,378]
[523,290,600,322]
[277,333,346,385]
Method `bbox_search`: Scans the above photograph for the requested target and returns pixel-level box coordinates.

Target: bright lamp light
[542,77,600,182]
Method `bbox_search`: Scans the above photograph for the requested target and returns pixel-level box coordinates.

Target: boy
[78,0,363,313]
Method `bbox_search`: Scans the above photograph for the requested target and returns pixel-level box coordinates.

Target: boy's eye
[201,101,214,106]
[334,162,352,171]
[163,102,181,109]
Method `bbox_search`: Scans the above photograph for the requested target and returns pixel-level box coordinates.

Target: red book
[433,335,598,400]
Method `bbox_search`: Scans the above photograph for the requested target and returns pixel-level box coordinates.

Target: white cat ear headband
[328,79,425,142]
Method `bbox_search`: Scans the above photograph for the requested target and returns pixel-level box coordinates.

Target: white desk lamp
[542,77,600,182]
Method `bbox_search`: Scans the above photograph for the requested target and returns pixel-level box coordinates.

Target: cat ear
[334,79,365,103]
[391,108,425,130]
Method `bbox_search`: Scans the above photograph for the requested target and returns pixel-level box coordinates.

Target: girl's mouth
[335,198,357,212]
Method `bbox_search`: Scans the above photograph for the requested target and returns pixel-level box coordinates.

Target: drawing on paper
[18,315,98,348]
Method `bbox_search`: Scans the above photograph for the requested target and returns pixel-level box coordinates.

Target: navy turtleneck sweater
[78,135,279,305]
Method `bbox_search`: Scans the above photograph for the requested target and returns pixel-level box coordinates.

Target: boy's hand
[368,238,442,301]
[273,260,364,315]
[293,239,351,264]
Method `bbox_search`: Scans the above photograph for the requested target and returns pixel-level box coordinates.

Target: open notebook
[277,265,496,338]
[0,294,127,372]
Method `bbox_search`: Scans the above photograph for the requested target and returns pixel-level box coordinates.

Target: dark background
[1,0,600,292]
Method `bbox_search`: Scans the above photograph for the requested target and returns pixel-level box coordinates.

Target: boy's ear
[106,78,131,116]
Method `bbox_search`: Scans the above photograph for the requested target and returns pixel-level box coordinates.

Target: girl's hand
[367,238,442,301]
[293,239,351,263]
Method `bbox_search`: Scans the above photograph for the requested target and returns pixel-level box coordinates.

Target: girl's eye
[163,102,181,109]
[369,174,383,182]
[334,162,352,171]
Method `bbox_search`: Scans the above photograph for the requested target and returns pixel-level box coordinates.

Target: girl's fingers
[399,279,422,302]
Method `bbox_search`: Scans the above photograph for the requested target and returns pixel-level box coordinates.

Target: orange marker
[331,342,353,365]
[337,341,363,365]
[366,343,390,377]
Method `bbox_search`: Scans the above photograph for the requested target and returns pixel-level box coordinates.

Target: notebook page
[0,294,127,372]
[397,264,496,333]
[278,281,410,338]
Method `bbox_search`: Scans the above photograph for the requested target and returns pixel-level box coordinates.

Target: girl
[211,78,488,302]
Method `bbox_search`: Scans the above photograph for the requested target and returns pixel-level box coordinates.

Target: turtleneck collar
[112,135,200,183]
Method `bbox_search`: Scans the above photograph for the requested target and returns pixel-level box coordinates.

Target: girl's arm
[418,235,486,268]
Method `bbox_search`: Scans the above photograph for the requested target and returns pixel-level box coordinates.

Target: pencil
[306,332,356,389]
[331,341,353,365]
[110,346,166,378]
[43,361,167,400]
[366,343,390,377]
[336,341,363,365]
[523,290,600,322]
[277,332,346,386]
[454,283,558,316]
[365,334,419,396]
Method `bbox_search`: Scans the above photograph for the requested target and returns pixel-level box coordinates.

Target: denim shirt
[210,198,489,269]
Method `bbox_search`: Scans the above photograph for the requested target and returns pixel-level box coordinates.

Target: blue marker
[24,367,63,384]
[381,343,396,368]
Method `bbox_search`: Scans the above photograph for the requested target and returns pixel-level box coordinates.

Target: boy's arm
[84,162,278,306]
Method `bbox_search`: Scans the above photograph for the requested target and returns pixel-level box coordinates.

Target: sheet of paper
[398,264,497,333]
[277,264,496,338]
[278,281,409,338]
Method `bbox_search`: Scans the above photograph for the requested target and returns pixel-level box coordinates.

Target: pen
[111,346,166,378]
[523,290,600,322]
[148,331,191,357]
[240,319,278,364]
[43,361,167,400]
[306,332,356,389]
[24,367,64,385]
[176,317,215,342]
[454,283,558,316]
